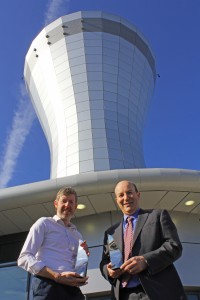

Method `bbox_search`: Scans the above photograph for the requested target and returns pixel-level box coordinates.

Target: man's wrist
[54,272,61,282]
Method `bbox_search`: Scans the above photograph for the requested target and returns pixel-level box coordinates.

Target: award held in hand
[108,234,123,269]
[75,240,88,277]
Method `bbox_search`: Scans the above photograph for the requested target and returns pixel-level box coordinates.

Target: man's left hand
[120,256,147,275]
[80,240,90,256]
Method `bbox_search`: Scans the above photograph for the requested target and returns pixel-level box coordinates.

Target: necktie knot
[127,216,133,225]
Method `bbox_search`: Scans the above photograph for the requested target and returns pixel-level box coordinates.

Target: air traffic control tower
[24,11,156,179]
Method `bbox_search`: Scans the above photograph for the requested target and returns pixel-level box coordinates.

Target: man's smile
[123,201,133,206]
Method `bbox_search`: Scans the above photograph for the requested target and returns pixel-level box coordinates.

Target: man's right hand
[58,271,89,287]
[106,263,122,279]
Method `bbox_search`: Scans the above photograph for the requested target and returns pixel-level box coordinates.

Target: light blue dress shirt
[18,215,82,275]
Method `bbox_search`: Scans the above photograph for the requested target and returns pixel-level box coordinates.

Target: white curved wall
[24,11,156,178]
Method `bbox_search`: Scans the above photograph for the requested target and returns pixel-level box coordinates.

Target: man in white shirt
[18,187,89,300]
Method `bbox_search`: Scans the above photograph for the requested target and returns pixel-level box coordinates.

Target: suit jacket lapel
[113,221,123,254]
[112,210,149,256]
[133,209,149,244]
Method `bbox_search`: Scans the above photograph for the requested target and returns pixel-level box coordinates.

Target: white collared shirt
[18,215,82,275]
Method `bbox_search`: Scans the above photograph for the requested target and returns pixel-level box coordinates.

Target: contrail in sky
[0,85,36,188]
[44,0,70,25]
[0,0,69,188]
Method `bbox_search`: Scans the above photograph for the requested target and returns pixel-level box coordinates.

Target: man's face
[115,181,140,215]
[54,194,77,220]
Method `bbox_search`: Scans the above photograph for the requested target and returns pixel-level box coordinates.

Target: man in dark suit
[100,180,187,300]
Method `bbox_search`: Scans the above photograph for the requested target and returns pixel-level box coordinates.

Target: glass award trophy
[108,234,123,269]
[74,240,88,277]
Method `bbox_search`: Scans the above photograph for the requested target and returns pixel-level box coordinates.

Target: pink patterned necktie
[124,217,134,261]
[122,216,133,287]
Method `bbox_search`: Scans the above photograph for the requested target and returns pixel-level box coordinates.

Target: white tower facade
[24,11,156,179]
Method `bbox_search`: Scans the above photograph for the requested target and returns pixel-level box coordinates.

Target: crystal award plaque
[108,234,123,269]
[74,241,88,277]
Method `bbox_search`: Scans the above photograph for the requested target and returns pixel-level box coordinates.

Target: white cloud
[0,85,36,188]
[44,0,70,26]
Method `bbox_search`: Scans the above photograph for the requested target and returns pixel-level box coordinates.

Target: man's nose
[124,193,129,200]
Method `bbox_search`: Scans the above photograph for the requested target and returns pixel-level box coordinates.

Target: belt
[34,275,58,285]
[120,284,144,294]
[34,275,80,291]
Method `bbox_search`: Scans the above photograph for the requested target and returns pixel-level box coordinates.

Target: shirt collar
[53,215,77,229]
[123,208,140,222]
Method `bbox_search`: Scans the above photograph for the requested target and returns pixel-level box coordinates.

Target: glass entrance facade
[0,262,199,300]
[0,263,28,300]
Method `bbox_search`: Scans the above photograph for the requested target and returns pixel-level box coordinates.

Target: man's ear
[54,200,58,208]
[137,192,141,199]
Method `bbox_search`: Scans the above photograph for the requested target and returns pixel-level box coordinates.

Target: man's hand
[58,271,89,287]
[120,256,147,275]
[106,262,123,279]
[80,240,90,256]
[37,267,88,287]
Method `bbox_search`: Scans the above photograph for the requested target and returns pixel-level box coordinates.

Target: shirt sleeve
[17,217,47,275]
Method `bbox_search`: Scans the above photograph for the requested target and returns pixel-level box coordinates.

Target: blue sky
[0,0,200,188]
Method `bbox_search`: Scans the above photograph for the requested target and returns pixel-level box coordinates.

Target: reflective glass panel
[87,295,111,300]
[0,265,27,300]
[187,295,199,300]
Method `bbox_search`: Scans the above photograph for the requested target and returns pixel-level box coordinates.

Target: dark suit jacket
[100,209,187,300]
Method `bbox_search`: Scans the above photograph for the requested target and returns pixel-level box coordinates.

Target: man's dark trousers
[32,276,85,300]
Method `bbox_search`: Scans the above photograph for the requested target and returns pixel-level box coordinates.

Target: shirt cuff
[29,261,46,275]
